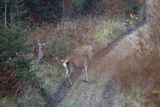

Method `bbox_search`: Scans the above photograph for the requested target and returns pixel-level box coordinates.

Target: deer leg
[68,77,72,85]
[67,65,74,85]
[65,72,72,86]
[84,65,89,82]
[65,78,70,86]
[83,68,85,78]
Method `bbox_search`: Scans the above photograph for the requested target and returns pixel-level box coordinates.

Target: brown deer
[62,45,94,86]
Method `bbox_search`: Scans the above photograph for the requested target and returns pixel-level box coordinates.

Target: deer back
[68,54,89,68]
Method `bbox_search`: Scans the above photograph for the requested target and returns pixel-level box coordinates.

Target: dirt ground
[46,22,148,107]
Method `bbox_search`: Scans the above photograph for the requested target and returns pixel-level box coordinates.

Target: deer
[31,40,46,70]
[62,44,95,86]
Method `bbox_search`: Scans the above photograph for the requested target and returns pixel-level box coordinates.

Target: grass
[106,4,160,106]
[112,18,160,106]
[13,89,46,107]
[113,53,160,107]
[92,19,126,47]
[30,15,127,56]
[0,15,128,106]
[0,62,64,107]
[0,4,146,106]
[58,64,105,107]
[0,98,17,107]
[0,88,46,107]
[35,63,64,94]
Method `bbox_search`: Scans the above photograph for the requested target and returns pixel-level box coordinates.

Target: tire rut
[100,76,119,107]
[45,19,147,107]
[46,71,81,107]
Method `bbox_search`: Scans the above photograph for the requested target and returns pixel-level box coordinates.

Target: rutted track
[45,71,81,107]
[46,19,147,107]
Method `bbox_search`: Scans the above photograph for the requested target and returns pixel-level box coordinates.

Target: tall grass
[29,15,127,61]
[59,16,126,47]
[112,1,160,106]
[35,63,64,94]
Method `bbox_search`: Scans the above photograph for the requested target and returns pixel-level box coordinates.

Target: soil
[46,20,148,107]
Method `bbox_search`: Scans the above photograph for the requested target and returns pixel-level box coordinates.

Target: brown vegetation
[0,65,29,98]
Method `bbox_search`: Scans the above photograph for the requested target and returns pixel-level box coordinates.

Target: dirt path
[56,23,148,107]
[46,20,148,107]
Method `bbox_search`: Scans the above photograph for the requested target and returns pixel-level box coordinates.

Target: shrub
[92,19,126,47]
[53,16,126,48]
[47,36,70,59]
[0,26,27,63]
[0,24,42,104]
[35,63,64,94]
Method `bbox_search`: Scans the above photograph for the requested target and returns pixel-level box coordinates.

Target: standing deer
[62,45,94,86]
[31,40,45,70]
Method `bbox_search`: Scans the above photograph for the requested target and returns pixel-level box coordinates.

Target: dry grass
[29,16,126,62]
[0,63,64,107]
[114,52,160,106]
[112,1,160,106]
[1,14,127,107]
[0,1,148,107]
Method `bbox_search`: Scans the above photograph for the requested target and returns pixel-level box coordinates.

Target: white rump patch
[62,59,68,67]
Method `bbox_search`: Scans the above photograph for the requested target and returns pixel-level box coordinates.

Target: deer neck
[87,52,93,60]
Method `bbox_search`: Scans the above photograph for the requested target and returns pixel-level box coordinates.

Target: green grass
[35,63,64,94]
[14,89,46,107]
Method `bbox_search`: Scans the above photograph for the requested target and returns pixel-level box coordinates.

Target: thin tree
[3,0,9,28]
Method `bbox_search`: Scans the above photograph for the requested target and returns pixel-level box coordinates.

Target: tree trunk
[4,1,7,28]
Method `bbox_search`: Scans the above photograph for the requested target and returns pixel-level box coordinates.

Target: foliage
[0,0,148,107]
[25,0,62,22]
[34,63,64,95]
[51,16,126,50]
[0,65,29,98]
[68,0,98,15]
[92,19,126,46]
[47,36,70,59]
[0,25,27,63]
[0,0,29,26]
[0,0,145,24]
[0,24,38,99]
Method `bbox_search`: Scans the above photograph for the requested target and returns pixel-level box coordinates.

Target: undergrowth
[112,1,160,106]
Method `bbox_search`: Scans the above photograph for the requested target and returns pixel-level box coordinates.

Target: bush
[47,36,70,59]
[35,63,64,94]
[0,26,27,63]
[53,16,126,48]
[92,19,126,46]
[0,24,42,102]
[0,24,36,79]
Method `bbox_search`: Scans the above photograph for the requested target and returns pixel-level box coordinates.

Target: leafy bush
[93,19,126,46]
[35,63,64,94]
[0,26,27,63]
[48,36,70,59]
[52,16,126,49]
[0,25,41,100]
[0,24,34,79]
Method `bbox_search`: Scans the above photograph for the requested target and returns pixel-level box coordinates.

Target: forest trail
[47,22,148,107]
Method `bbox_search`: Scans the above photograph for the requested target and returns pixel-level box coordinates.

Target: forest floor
[45,21,149,107]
